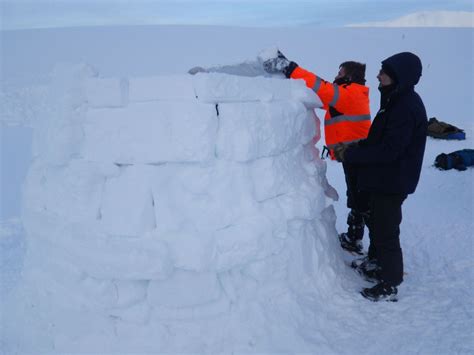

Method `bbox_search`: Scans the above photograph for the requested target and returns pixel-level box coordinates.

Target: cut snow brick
[73,233,174,281]
[249,148,301,202]
[290,79,323,109]
[216,100,312,162]
[150,296,230,321]
[99,165,156,237]
[151,162,256,234]
[82,101,217,164]
[22,159,117,222]
[214,217,284,271]
[128,75,196,102]
[192,72,322,108]
[147,270,222,308]
[84,77,128,108]
[193,73,290,103]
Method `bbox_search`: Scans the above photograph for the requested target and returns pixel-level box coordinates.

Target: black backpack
[434,149,474,171]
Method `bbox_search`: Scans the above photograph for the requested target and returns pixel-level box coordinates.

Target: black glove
[262,50,298,78]
[333,143,349,162]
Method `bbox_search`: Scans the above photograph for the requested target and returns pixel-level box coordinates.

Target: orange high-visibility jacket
[290,66,371,159]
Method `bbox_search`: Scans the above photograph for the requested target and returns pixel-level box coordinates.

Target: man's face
[377,68,394,87]
[334,67,346,81]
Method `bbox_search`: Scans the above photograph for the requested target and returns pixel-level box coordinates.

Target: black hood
[381,52,422,91]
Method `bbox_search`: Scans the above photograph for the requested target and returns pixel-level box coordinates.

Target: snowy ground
[1,25,473,353]
[326,142,474,354]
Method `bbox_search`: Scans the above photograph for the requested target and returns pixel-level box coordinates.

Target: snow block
[150,296,230,321]
[151,163,256,235]
[22,210,174,281]
[22,260,118,311]
[32,104,85,165]
[82,101,217,164]
[193,73,290,102]
[22,159,118,222]
[99,165,156,237]
[70,232,175,281]
[214,217,285,271]
[84,77,128,108]
[147,270,222,308]
[216,101,312,162]
[128,75,196,102]
[193,73,323,109]
[112,280,148,309]
[249,148,307,202]
[290,79,323,109]
[108,302,150,324]
[154,229,216,272]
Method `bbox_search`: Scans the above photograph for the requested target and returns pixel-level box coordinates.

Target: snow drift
[16,63,346,352]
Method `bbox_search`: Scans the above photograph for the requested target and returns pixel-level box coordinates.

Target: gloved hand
[188,66,209,75]
[262,50,298,78]
[333,143,349,162]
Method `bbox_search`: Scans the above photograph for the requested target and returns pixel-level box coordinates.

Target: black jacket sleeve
[344,100,415,165]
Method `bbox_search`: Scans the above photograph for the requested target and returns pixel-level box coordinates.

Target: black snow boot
[361,281,398,302]
[351,256,381,283]
[339,210,365,255]
[339,232,363,255]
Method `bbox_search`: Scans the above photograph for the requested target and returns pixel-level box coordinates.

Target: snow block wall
[19,64,344,353]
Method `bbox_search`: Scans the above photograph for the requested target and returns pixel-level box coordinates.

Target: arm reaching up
[188,47,294,78]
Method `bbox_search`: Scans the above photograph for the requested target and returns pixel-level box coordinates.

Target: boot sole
[340,243,365,256]
[356,270,380,283]
[360,291,398,302]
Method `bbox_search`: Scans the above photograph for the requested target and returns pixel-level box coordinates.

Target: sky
[1,0,472,30]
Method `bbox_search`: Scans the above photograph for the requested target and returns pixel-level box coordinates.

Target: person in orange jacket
[263,50,372,255]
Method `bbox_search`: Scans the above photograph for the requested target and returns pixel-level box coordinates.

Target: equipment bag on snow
[434,149,474,171]
[427,117,466,140]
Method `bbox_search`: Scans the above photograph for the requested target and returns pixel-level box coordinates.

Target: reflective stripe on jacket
[290,66,371,158]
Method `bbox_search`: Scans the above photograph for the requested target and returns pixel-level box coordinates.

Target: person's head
[378,52,422,90]
[377,65,396,87]
[334,61,366,85]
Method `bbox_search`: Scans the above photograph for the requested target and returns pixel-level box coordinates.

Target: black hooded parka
[344,52,428,195]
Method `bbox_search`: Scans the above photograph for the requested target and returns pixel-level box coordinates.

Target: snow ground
[1,25,473,354]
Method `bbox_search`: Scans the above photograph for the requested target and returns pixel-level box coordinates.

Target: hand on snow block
[261,49,298,78]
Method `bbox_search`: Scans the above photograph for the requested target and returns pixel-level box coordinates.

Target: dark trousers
[342,163,370,239]
[366,193,407,286]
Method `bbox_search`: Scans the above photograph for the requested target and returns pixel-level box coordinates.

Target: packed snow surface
[1,25,473,354]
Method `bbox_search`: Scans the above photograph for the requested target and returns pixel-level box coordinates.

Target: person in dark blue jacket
[334,52,428,301]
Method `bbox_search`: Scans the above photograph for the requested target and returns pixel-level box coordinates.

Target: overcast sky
[1,0,473,30]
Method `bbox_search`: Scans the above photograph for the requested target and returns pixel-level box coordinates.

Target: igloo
[15,63,345,353]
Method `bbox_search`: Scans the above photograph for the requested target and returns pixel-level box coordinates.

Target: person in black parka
[334,52,428,301]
